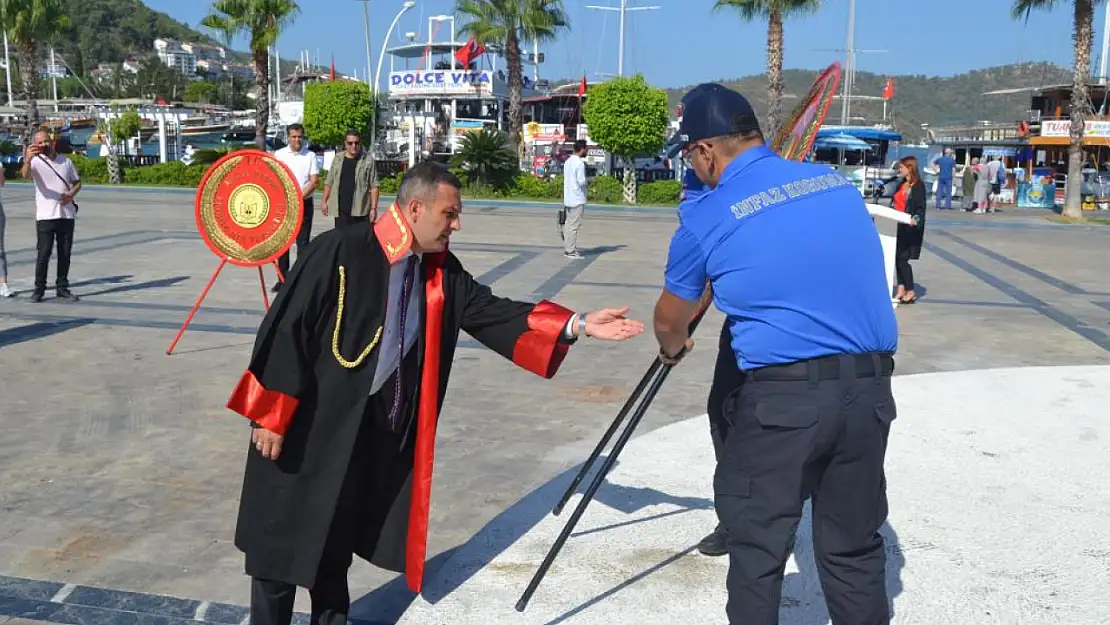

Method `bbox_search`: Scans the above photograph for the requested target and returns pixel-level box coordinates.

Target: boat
[221,129,256,143]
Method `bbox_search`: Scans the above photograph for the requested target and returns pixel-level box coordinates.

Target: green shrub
[379,175,401,194]
[66,155,124,184]
[637,179,681,205]
[511,174,562,199]
[123,161,207,186]
[588,176,623,204]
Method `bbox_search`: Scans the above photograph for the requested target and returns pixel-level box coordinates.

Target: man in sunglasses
[653,84,899,625]
[322,129,380,229]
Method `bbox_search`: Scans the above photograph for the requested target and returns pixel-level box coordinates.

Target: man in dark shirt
[323,130,380,228]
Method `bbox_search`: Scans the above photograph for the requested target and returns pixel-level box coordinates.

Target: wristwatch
[577,314,588,337]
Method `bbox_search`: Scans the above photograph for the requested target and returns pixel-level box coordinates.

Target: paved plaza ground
[0,184,1107,624]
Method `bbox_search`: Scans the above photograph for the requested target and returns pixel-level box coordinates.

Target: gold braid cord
[331,265,383,368]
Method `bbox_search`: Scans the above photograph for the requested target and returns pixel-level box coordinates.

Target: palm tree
[1013,0,1094,219]
[450,127,517,186]
[456,0,569,155]
[714,0,821,139]
[0,0,69,141]
[202,0,300,149]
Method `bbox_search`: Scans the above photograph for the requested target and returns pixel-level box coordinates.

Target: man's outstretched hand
[584,307,645,341]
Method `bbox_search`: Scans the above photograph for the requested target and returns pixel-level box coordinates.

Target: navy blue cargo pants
[715,352,896,625]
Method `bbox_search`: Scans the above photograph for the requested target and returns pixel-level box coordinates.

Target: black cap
[665,83,761,158]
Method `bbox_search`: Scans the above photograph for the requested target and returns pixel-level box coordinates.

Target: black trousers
[334,213,368,229]
[277,197,314,280]
[35,218,75,293]
[707,322,745,463]
[715,353,895,625]
[249,366,416,625]
[895,257,914,290]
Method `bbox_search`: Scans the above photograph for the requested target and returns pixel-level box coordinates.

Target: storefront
[1027,120,1110,209]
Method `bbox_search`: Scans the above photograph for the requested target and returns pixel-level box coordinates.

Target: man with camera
[22,129,82,303]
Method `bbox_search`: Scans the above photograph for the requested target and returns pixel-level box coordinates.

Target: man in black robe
[226,163,644,625]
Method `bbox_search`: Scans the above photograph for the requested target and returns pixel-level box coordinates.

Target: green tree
[202,0,300,149]
[714,0,821,139]
[456,0,569,155]
[129,56,188,101]
[0,0,70,139]
[1013,0,1097,219]
[184,80,219,104]
[583,74,668,203]
[98,107,142,184]
[450,127,517,187]
[302,80,374,148]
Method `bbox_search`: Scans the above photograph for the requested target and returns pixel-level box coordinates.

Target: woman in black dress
[892,156,926,303]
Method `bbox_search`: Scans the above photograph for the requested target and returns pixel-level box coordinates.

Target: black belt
[748,353,894,382]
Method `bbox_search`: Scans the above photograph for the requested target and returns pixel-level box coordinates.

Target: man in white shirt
[21,130,82,303]
[561,140,588,259]
[273,123,319,291]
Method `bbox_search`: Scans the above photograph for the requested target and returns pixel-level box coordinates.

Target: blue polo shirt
[664,146,898,370]
[681,168,707,203]
[934,155,956,181]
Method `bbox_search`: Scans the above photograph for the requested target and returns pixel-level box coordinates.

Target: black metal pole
[515,361,673,613]
[552,358,662,516]
[515,299,714,613]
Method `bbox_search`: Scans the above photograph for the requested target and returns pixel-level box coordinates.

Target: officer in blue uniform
[676,140,743,558]
[653,84,899,625]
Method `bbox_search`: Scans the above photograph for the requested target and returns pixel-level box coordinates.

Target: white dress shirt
[274,145,320,195]
[562,154,587,207]
[370,251,424,396]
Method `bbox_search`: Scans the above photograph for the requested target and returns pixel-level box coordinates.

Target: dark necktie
[388,255,418,431]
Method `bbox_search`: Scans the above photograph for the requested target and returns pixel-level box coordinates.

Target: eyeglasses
[680,142,705,168]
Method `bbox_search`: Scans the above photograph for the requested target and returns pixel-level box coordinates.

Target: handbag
[36,154,79,213]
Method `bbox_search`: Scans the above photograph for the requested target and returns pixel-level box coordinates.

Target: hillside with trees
[659,62,1073,142]
[51,0,223,77]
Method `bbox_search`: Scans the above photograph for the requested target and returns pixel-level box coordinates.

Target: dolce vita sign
[389,70,494,97]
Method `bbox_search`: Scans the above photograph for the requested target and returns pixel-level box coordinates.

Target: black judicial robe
[226,204,576,593]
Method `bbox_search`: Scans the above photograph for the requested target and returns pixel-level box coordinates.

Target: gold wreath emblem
[196,154,301,265]
[228,183,270,228]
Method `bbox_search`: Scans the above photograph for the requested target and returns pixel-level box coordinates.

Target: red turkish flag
[454,38,485,68]
[882,76,895,100]
[578,73,587,97]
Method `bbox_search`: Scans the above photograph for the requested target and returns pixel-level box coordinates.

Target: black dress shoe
[697,524,729,557]
[30,291,44,303]
[55,288,79,301]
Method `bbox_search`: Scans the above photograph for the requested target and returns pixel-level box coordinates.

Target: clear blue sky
[145,0,1098,89]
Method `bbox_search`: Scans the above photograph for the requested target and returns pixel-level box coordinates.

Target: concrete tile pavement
[0,186,1107,623]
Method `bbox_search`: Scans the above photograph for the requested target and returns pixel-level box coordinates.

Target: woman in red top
[893,156,926,303]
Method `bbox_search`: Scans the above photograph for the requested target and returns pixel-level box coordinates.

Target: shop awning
[1029,135,1110,147]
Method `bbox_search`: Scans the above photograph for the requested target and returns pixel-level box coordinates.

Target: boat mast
[1100,1,1110,84]
[586,0,660,77]
[839,0,855,125]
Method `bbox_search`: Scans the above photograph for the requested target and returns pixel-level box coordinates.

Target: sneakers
[55,288,79,301]
[26,288,79,303]
[0,283,12,298]
[563,251,584,260]
[697,524,729,557]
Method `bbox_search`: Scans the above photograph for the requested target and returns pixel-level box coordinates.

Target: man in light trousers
[561,140,588,259]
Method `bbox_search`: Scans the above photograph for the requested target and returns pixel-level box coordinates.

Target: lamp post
[370,0,416,158]
[355,0,373,91]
